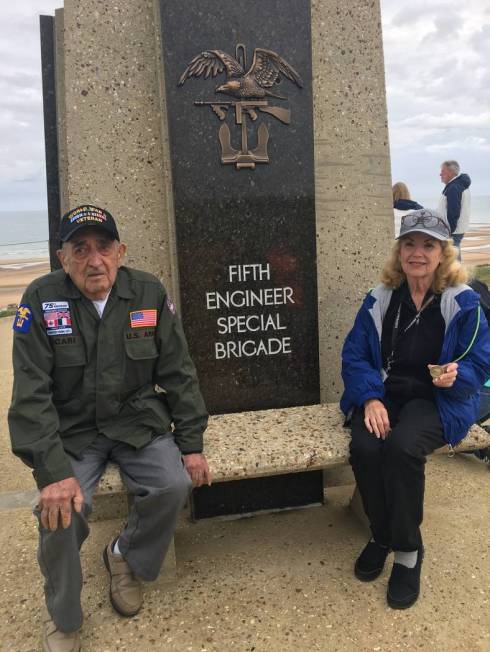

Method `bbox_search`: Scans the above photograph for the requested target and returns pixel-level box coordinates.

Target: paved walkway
[1,315,489,651]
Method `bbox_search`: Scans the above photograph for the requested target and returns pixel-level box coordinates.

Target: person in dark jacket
[438,160,471,259]
[8,205,211,652]
[392,182,423,237]
[392,181,422,209]
[341,208,490,611]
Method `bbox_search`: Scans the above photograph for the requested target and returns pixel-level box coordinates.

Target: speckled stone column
[58,0,175,289]
[55,0,393,401]
[311,0,393,400]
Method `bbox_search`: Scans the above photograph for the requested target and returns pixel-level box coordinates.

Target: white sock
[113,538,122,556]
[394,550,417,568]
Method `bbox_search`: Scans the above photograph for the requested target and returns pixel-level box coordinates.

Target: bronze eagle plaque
[178,45,303,169]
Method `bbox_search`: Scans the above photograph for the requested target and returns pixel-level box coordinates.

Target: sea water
[0,198,489,262]
[0,211,49,260]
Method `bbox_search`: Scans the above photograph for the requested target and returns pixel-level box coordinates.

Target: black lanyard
[385,295,435,375]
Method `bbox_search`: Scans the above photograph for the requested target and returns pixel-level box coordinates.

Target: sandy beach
[458,223,490,266]
[0,258,50,310]
[1,224,489,311]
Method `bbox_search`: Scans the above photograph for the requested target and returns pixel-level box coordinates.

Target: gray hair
[441,160,460,175]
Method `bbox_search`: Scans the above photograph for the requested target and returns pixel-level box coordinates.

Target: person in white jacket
[438,160,471,260]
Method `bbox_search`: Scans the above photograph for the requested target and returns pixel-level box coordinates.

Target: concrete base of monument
[191,470,325,519]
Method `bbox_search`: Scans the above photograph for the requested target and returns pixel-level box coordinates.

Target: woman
[341,208,490,610]
[392,182,423,237]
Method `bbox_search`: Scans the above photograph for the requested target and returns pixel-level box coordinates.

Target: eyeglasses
[401,212,450,235]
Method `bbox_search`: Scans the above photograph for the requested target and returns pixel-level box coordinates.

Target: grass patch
[472,264,490,286]
[0,308,17,319]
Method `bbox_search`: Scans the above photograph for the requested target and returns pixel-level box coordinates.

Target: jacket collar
[112,267,135,299]
[439,283,476,329]
[366,284,393,341]
[367,283,476,336]
[444,173,461,188]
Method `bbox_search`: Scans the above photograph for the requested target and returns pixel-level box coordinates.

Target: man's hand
[364,399,390,439]
[39,477,84,531]
[429,362,458,389]
[183,453,212,487]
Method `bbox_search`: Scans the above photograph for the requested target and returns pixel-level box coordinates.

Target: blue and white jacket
[340,284,490,445]
[438,173,471,234]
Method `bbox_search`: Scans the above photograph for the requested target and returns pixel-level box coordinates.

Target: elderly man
[8,205,210,652]
[438,159,471,258]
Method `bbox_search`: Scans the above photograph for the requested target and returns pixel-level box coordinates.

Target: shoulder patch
[166,296,176,315]
[13,304,33,333]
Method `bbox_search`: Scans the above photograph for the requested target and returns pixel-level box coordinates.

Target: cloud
[390,4,436,27]
[469,25,490,56]
[0,0,60,209]
[1,1,489,209]
[426,136,490,152]
[400,112,490,129]
[433,11,462,36]
[380,0,490,196]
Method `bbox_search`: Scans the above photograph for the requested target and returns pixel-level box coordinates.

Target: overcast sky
[0,0,489,211]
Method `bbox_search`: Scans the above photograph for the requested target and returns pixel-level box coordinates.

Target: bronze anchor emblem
[178,44,302,170]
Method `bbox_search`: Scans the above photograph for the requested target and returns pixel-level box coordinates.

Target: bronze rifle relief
[178,45,303,170]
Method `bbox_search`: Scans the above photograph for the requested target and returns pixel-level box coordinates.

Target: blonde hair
[392,182,411,203]
[380,238,468,292]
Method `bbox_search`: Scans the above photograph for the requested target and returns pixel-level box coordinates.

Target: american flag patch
[130,309,157,328]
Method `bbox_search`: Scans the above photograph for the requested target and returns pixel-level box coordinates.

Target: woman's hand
[429,362,458,389]
[364,399,390,439]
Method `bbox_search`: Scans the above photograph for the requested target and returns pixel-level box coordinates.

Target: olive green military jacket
[8,266,208,489]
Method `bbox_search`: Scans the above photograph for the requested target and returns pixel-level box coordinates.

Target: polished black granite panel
[191,471,324,520]
[40,15,61,271]
[159,0,319,413]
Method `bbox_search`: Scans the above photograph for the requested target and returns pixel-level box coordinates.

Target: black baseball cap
[59,205,120,243]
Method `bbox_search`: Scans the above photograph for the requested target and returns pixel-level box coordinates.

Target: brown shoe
[103,540,143,617]
[42,619,80,652]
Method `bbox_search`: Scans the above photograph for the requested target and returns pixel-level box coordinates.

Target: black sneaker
[354,541,391,581]
[387,547,424,609]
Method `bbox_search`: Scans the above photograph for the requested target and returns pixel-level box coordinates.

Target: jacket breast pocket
[124,335,159,389]
[124,337,159,360]
[52,341,87,401]
[53,343,86,367]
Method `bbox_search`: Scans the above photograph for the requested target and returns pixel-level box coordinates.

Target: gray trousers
[35,433,192,632]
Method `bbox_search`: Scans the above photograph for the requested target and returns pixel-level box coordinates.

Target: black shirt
[381,283,445,401]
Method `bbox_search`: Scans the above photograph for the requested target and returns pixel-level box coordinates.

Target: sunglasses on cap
[400,211,450,237]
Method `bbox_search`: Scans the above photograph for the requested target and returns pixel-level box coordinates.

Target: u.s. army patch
[13,304,33,333]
